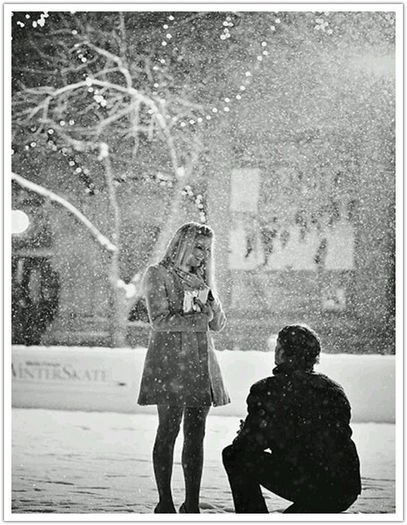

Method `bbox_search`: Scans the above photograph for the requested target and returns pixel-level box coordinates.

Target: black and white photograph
[5,2,402,519]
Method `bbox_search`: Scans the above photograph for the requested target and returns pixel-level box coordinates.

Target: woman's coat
[137,263,230,407]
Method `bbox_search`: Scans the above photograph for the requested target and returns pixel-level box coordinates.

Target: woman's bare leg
[180,406,210,513]
[153,405,183,513]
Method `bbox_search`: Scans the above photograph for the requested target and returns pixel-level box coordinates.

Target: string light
[176,15,283,129]
[23,13,285,155]
[149,13,283,130]
[32,12,48,28]
[151,14,178,96]
[220,13,235,40]
[315,17,333,34]
[182,185,207,222]
[13,11,53,31]
[25,128,98,195]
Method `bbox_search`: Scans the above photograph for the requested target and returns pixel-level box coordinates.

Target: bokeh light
[12,210,30,234]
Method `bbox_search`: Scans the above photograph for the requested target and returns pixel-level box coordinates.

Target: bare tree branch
[12,172,117,253]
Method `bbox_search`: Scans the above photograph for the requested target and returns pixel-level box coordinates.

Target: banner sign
[12,357,112,384]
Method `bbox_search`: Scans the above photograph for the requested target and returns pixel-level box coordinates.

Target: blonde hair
[161,222,217,291]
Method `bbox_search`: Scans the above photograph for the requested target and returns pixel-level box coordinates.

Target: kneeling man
[223,324,361,513]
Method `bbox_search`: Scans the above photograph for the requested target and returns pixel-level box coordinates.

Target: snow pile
[12,346,395,423]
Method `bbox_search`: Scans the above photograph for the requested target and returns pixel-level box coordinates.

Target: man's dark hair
[277,324,321,371]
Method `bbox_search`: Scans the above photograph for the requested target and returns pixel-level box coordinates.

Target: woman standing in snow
[138,222,230,514]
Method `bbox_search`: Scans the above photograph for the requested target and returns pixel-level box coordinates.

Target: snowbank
[12,346,395,423]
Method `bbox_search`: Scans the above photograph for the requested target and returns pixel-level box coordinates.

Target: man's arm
[231,383,271,453]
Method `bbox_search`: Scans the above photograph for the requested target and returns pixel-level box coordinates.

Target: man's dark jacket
[232,364,361,497]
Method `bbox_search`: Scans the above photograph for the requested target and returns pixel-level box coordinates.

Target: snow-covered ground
[9,345,398,518]
[11,410,396,517]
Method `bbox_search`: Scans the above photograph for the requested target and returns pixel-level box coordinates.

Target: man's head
[275,324,321,371]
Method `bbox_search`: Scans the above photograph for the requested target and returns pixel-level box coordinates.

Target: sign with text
[11,346,144,413]
[12,357,112,384]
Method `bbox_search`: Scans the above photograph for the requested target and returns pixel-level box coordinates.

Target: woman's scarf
[171,265,207,290]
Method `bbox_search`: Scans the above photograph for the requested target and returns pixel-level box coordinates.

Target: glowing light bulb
[12,210,30,234]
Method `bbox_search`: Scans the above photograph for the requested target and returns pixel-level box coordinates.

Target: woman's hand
[194,298,214,322]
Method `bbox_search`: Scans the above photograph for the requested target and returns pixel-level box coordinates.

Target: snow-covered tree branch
[12,172,117,252]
